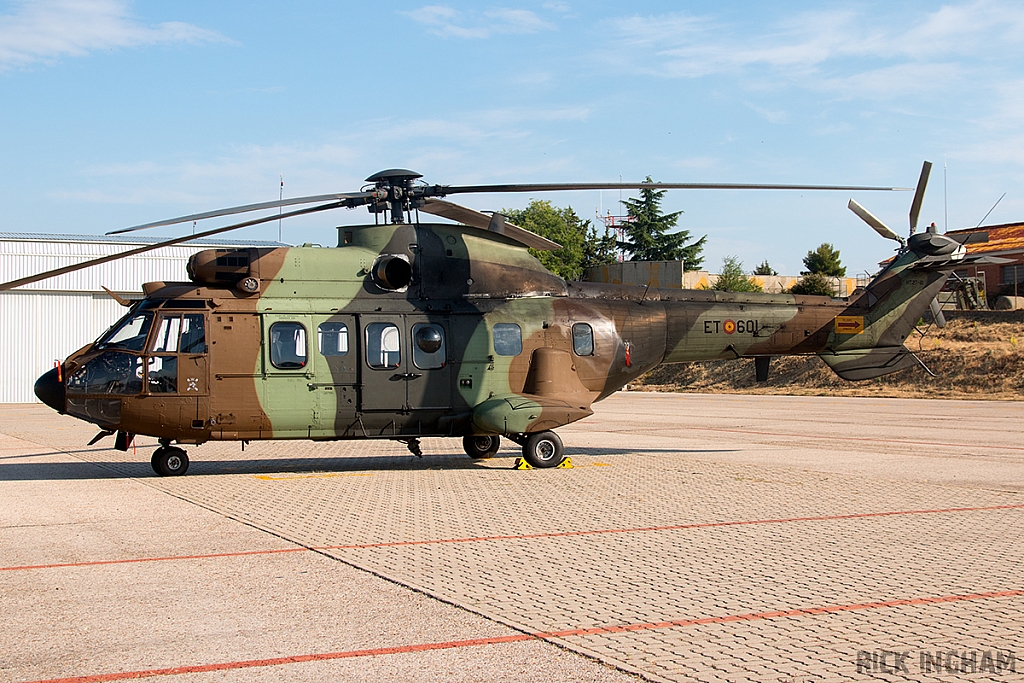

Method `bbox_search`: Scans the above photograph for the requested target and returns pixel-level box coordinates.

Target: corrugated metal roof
[0,232,286,247]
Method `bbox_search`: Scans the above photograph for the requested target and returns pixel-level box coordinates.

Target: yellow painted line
[254,472,373,481]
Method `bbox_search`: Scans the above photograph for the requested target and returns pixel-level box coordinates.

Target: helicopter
[6,163,997,476]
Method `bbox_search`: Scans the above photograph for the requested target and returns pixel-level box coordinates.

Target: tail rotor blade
[909,161,932,234]
[849,199,904,243]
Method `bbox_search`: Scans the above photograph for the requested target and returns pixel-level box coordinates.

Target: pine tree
[712,256,763,292]
[752,259,778,276]
[620,178,706,269]
[789,272,837,296]
[802,243,846,277]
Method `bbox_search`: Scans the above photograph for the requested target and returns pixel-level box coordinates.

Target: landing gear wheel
[463,435,501,459]
[522,431,564,468]
[151,446,189,477]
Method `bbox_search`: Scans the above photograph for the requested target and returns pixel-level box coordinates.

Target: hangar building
[0,233,282,403]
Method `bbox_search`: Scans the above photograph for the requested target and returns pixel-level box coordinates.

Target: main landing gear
[519,431,564,468]
[463,435,501,459]
[464,431,566,468]
[151,439,189,477]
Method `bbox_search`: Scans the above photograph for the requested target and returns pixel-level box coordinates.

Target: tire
[151,446,189,477]
[522,431,564,468]
[463,435,500,459]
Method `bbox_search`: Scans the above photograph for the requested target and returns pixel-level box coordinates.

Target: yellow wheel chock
[512,456,573,470]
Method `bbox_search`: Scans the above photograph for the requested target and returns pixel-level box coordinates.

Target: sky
[2,0,1024,276]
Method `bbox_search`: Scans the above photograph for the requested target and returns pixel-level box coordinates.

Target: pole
[278,174,284,243]
[943,157,947,233]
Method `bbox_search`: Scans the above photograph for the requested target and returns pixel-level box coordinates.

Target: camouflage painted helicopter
[8,163,994,476]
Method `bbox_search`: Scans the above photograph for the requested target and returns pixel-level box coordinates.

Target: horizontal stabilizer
[819,346,917,381]
[910,253,1012,271]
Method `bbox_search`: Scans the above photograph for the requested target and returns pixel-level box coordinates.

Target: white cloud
[53,105,592,209]
[0,0,232,70]
[743,102,787,124]
[402,5,555,39]
[601,1,1024,90]
[62,141,362,208]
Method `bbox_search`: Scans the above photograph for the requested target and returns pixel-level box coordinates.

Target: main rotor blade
[440,182,911,194]
[0,201,343,292]
[106,191,373,235]
[848,199,903,243]
[908,161,932,234]
[420,199,562,251]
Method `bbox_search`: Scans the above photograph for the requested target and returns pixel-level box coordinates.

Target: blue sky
[2,1,1023,275]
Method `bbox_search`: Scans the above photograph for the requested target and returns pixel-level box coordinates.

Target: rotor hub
[366,169,426,223]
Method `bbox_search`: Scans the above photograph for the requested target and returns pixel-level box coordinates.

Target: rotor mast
[365,169,427,224]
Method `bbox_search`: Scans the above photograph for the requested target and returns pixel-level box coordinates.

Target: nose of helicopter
[34,366,66,413]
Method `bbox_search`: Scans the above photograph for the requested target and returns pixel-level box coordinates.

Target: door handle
[389,373,423,381]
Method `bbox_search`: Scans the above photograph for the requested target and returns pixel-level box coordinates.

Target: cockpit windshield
[98,312,153,351]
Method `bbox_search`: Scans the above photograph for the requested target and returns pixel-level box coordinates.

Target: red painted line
[539,589,1024,639]
[683,426,1024,452]
[0,547,304,572]
[5,504,1023,572]
[25,634,534,683]
[321,503,1024,550]
[21,589,1024,683]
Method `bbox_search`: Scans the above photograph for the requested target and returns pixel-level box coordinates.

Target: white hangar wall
[0,233,282,403]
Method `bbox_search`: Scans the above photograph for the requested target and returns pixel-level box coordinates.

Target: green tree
[712,256,763,293]
[802,243,846,277]
[752,259,778,276]
[620,178,706,269]
[502,200,616,280]
[789,272,837,296]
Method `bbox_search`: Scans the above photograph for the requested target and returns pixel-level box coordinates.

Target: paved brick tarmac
[2,393,1023,682]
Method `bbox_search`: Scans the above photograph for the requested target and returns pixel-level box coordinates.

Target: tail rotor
[848,161,945,327]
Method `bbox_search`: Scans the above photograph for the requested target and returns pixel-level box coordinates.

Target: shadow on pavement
[0,446,739,481]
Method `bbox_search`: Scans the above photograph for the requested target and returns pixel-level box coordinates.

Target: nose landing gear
[151,440,189,476]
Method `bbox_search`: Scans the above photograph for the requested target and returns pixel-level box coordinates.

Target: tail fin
[818,231,968,380]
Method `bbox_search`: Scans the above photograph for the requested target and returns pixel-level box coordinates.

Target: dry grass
[634,316,1024,400]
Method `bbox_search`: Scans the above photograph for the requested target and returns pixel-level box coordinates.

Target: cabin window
[493,323,522,356]
[572,323,594,356]
[366,322,401,369]
[318,322,349,356]
[270,322,308,369]
[147,356,178,393]
[412,323,446,369]
[99,313,153,352]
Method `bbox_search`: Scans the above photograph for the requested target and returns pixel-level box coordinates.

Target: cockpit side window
[99,313,153,351]
[150,313,207,354]
[147,356,178,393]
[67,352,143,395]
[180,314,206,354]
[150,316,181,352]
